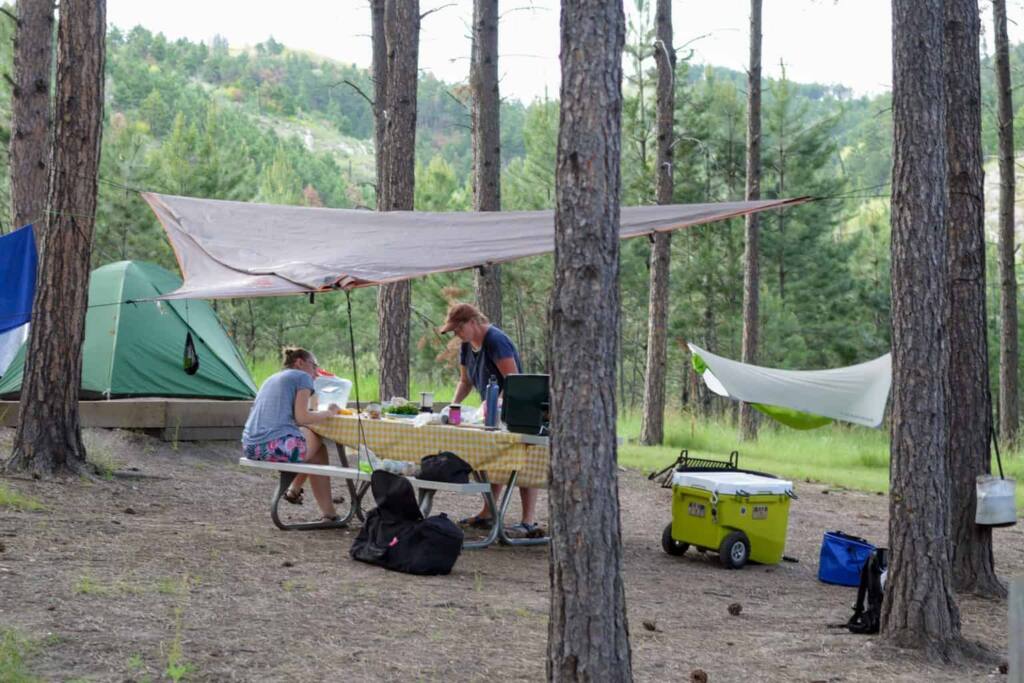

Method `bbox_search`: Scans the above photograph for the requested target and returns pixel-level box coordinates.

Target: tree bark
[376,0,419,402]
[471,0,502,326]
[739,0,762,441]
[639,0,674,446]
[5,0,106,477]
[993,0,1019,447]
[548,1,632,680]
[371,0,387,204]
[9,0,53,231]
[946,0,1005,599]
[883,0,964,660]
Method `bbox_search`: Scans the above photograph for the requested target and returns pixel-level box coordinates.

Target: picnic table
[310,414,550,546]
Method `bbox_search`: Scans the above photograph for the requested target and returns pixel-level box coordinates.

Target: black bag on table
[350,470,463,575]
[418,451,473,484]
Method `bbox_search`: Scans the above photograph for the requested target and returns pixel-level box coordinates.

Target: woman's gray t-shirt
[242,369,314,446]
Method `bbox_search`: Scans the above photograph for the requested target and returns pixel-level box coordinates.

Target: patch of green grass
[74,573,109,596]
[89,451,120,480]
[0,629,39,683]
[163,606,194,683]
[156,577,185,596]
[617,411,1024,511]
[0,485,44,512]
[127,653,144,670]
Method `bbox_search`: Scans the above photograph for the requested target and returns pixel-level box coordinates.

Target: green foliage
[0,629,39,683]
[0,485,44,512]
[2,20,1009,417]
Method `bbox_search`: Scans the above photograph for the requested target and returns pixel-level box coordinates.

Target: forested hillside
[3,21,1022,408]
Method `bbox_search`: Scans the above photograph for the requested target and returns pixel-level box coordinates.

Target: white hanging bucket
[975,475,1017,527]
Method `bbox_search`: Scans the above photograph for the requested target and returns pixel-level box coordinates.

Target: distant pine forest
[4,21,1024,409]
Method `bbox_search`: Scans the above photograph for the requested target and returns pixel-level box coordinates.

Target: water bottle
[485,375,499,428]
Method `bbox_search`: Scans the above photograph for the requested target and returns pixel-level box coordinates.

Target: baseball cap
[439,302,483,333]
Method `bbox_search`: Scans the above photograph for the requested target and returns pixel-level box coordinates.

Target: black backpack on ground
[845,547,889,634]
[350,470,464,575]
[418,451,473,484]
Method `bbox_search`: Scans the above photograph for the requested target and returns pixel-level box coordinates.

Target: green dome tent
[0,261,256,400]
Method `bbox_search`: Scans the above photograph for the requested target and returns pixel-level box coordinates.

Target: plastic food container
[665,471,794,568]
[314,374,352,408]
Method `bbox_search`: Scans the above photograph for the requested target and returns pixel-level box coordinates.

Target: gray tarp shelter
[142,193,810,300]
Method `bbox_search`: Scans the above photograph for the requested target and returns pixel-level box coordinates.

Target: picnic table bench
[240,413,551,548]
[238,457,507,549]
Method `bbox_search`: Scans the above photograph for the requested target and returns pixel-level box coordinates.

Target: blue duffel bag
[818,531,875,586]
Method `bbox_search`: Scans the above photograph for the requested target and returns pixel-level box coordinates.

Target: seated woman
[242,346,341,521]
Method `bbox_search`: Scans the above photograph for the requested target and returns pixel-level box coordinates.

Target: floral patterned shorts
[243,434,308,463]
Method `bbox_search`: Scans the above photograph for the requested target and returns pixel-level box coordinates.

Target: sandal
[458,514,494,530]
[319,515,341,523]
[505,522,545,539]
[283,488,304,505]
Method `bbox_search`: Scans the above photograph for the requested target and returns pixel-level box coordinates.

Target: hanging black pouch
[183,331,200,375]
[419,452,473,484]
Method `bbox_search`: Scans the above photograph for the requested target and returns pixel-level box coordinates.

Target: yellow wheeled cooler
[662,470,795,569]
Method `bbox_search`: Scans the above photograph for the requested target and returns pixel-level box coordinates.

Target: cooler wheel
[661,523,688,556]
[719,530,750,569]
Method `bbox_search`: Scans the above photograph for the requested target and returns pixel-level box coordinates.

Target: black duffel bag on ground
[350,470,463,575]
[418,451,473,484]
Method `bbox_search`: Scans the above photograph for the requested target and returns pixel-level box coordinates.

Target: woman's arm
[453,366,475,404]
[494,357,519,379]
[294,389,337,426]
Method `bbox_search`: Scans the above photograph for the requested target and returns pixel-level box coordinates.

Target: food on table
[384,403,420,416]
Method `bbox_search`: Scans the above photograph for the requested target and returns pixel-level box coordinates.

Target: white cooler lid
[671,470,793,496]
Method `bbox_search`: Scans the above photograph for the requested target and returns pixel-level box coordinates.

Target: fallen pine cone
[642,620,658,632]
[690,669,708,683]
[728,602,742,616]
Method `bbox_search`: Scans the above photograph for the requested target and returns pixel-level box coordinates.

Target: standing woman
[242,347,340,521]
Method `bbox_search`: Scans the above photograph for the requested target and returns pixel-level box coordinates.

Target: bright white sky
[107,0,1024,104]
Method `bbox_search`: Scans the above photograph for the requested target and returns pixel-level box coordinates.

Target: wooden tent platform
[0,398,253,441]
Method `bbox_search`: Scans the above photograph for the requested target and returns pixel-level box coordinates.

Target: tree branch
[0,8,19,25]
[445,89,469,111]
[421,3,456,21]
[337,79,374,109]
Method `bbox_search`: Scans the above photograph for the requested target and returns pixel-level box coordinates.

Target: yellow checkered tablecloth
[311,415,550,488]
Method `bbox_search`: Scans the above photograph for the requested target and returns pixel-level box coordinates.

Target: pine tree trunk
[883,0,964,659]
[376,0,418,402]
[548,1,632,680]
[9,0,53,231]
[471,0,502,327]
[739,0,762,441]
[371,0,387,203]
[993,0,1019,447]
[5,0,105,477]
[946,0,1005,599]
[639,0,674,446]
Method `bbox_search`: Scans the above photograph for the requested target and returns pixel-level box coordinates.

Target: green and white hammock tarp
[688,343,892,429]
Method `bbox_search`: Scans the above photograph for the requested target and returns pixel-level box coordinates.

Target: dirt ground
[0,427,1019,682]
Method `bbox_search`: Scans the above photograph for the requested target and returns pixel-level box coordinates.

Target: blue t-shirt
[460,325,522,399]
[242,369,315,446]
